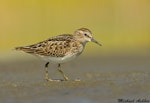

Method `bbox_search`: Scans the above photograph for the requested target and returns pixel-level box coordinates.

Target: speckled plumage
[16,34,83,57]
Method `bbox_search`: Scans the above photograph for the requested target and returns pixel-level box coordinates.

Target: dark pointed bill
[91,38,102,46]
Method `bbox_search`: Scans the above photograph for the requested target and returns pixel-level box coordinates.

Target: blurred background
[0,0,150,62]
[0,1,150,103]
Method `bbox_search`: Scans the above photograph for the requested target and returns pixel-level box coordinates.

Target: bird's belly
[41,54,78,63]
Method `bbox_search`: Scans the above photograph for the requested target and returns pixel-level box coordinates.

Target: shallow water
[0,56,150,103]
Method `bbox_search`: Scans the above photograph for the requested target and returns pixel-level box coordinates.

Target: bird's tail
[15,46,34,53]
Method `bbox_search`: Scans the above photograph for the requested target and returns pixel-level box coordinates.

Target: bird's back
[15,34,84,58]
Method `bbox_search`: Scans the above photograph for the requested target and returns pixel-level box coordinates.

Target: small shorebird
[15,28,102,81]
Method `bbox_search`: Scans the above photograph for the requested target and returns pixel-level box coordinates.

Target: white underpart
[35,53,79,63]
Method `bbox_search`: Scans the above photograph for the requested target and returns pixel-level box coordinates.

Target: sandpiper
[15,28,102,81]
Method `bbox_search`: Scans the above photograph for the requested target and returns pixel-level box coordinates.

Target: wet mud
[0,56,150,103]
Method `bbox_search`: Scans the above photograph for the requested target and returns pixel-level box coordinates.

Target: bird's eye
[84,33,87,36]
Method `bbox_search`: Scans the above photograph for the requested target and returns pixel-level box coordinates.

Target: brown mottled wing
[15,34,83,57]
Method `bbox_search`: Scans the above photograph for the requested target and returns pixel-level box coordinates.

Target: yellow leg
[58,64,69,81]
[45,62,53,81]
[44,62,61,82]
